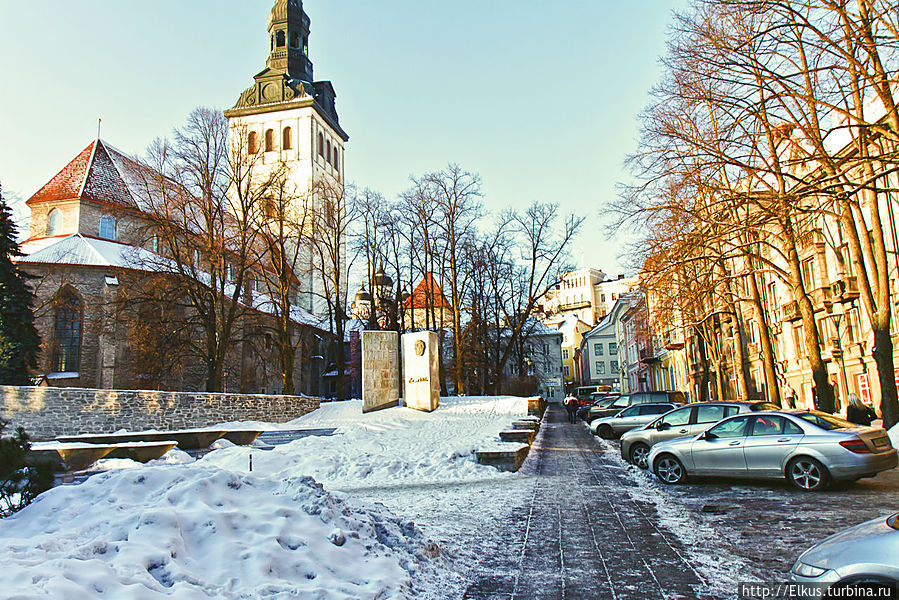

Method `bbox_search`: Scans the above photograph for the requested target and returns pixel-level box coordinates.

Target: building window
[333,150,339,172]
[801,256,817,290]
[563,365,570,377]
[151,235,159,253]
[276,30,285,47]
[290,32,299,48]
[597,362,606,375]
[318,133,324,157]
[52,289,82,373]
[47,208,63,235]
[99,215,116,241]
[594,343,604,356]
[265,129,275,152]
[748,319,759,344]
[611,360,619,373]
[562,348,569,360]
[326,140,332,165]
[609,342,618,355]
[282,127,292,150]
[248,131,259,154]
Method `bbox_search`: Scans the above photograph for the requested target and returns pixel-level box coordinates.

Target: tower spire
[267,0,313,81]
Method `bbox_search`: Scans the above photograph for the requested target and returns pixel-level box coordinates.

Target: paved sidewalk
[463,404,712,600]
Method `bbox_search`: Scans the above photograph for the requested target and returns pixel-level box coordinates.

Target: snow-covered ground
[889,424,899,448]
[0,396,528,599]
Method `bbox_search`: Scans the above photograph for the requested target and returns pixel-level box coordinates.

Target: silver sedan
[591,403,676,439]
[790,512,899,593]
[648,411,897,491]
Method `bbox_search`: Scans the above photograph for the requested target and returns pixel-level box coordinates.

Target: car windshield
[796,412,854,431]
[612,396,630,408]
[596,398,617,408]
[618,405,641,417]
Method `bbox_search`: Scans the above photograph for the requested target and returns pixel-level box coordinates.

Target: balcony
[639,348,661,364]
[811,286,833,311]
[781,301,801,321]
[559,300,591,312]
[831,277,860,302]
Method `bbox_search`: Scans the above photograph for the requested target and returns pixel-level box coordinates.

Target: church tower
[224,0,348,316]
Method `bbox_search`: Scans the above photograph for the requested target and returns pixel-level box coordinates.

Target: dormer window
[99,215,116,241]
[47,208,63,235]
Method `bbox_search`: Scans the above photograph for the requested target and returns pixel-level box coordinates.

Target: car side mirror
[701,430,716,440]
[656,422,670,431]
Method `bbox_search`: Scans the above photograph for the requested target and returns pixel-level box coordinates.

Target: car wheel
[787,457,829,491]
[597,424,615,439]
[654,454,685,484]
[630,443,650,470]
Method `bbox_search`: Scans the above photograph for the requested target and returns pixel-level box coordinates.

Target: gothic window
[282,127,292,150]
[318,133,324,158]
[48,208,63,235]
[290,32,299,48]
[265,129,275,152]
[51,289,82,373]
[276,31,285,47]
[99,215,116,241]
[248,131,259,154]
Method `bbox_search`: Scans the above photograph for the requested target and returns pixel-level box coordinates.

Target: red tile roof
[403,273,452,310]
[26,140,143,210]
[27,141,96,205]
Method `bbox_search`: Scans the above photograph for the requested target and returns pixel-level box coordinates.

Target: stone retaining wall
[0,386,320,440]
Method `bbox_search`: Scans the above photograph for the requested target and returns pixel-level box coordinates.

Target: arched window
[282,127,292,150]
[290,32,299,48]
[248,131,259,154]
[334,150,339,173]
[326,140,332,165]
[318,133,324,157]
[52,289,82,373]
[48,208,63,235]
[265,129,275,152]
[99,215,116,240]
[276,31,285,47]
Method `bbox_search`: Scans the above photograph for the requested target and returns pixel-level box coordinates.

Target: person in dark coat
[846,393,878,426]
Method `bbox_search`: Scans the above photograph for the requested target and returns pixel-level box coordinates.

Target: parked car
[577,396,617,421]
[574,385,605,406]
[790,512,899,593]
[591,403,677,439]
[621,401,778,469]
[648,411,897,491]
[587,391,687,422]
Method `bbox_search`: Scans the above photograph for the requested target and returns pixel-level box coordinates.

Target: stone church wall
[0,385,320,440]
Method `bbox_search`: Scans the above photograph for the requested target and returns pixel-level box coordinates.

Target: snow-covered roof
[17,234,158,269]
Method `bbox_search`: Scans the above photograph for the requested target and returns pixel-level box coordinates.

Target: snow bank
[0,465,440,599]
[889,424,899,448]
[201,396,528,489]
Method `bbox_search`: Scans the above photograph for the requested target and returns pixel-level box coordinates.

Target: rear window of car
[612,395,630,408]
[796,412,853,430]
[660,406,691,427]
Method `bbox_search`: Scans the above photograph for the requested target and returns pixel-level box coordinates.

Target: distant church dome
[355,288,372,302]
[373,263,393,288]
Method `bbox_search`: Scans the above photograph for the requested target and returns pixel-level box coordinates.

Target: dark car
[587,391,687,422]
[577,396,618,421]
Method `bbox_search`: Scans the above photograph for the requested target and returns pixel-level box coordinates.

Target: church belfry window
[51,289,82,373]
[248,131,259,154]
[48,208,63,235]
[99,215,116,241]
[318,133,324,158]
[290,32,299,48]
[276,31,285,47]
[265,129,275,152]
[282,127,292,150]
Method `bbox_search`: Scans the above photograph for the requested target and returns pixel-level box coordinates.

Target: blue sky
[0,1,689,274]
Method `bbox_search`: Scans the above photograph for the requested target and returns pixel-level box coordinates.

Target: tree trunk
[746,268,781,405]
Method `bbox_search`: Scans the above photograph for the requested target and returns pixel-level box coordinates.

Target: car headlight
[791,561,826,578]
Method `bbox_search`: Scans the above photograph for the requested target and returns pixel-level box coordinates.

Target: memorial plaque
[362,331,400,413]
[402,331,440,412]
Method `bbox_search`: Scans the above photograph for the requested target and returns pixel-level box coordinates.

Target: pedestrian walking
[846,393,878,426]
[564,395,578,423]
[783,386,796,409]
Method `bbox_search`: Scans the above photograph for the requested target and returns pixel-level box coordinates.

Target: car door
[610,405,644,434]
[742,416,804,477]
[649,405,694,444]
[689,415,752,475]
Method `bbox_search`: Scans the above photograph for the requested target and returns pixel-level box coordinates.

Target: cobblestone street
[457,405,899,600]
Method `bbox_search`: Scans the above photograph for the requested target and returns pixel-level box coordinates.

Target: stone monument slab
[402,331,439,412]
[362,331,400,413]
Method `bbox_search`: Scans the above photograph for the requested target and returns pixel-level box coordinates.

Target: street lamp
[825,311,850,412]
